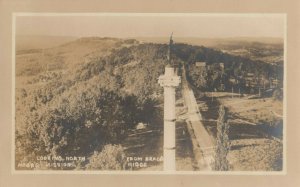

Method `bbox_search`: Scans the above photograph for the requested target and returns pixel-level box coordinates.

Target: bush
[272,88,283,101]
[86,144,127,170]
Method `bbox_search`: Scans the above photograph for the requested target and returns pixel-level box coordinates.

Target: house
[245,73,256,87]
[229,77,237,84]
[195,62,206,67]
[219,63,224,69]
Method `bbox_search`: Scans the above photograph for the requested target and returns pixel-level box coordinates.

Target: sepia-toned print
[13,13,285,173]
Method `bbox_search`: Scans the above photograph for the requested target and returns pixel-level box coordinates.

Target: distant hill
[134,37,284,65]
[16,35,78,51]
[134,37,283,47]
[15,37,138,77]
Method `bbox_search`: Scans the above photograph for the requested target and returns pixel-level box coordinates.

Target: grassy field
[216,92,283,124]
[197,92,283,171]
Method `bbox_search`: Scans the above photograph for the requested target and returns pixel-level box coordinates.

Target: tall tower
[158,34,181,171]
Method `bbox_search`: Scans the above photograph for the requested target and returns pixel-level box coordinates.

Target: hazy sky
[16,13,285,38]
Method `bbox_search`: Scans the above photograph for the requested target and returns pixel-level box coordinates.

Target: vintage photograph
[13,13,285,173]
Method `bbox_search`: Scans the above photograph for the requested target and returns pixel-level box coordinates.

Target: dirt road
[181,67,215,170]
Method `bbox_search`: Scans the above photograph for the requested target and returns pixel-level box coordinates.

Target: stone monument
[158,34,181,171]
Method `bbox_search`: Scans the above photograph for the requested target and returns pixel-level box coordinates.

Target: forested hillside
[15,37,283,170]
[15,38,168,169]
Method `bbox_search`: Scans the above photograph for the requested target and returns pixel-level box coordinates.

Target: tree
[214,105,230,171]
[187,64,207,90]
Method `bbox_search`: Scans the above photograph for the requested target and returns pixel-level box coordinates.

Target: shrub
[86,144,127,170]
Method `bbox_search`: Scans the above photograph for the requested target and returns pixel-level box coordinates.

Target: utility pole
[158,34,181,171]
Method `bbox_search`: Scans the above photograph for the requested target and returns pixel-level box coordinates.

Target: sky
[16,13,285,38]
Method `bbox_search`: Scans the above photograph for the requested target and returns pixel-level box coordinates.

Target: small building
[245,73,256,87]
[219,63,224,69]
[136,122,148,130]
[270,78,280,88]
[195,62,206,67]
[229,77,237,84]
[245,73,255,81]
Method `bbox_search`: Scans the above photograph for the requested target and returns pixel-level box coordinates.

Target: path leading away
[182,68,215,170]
